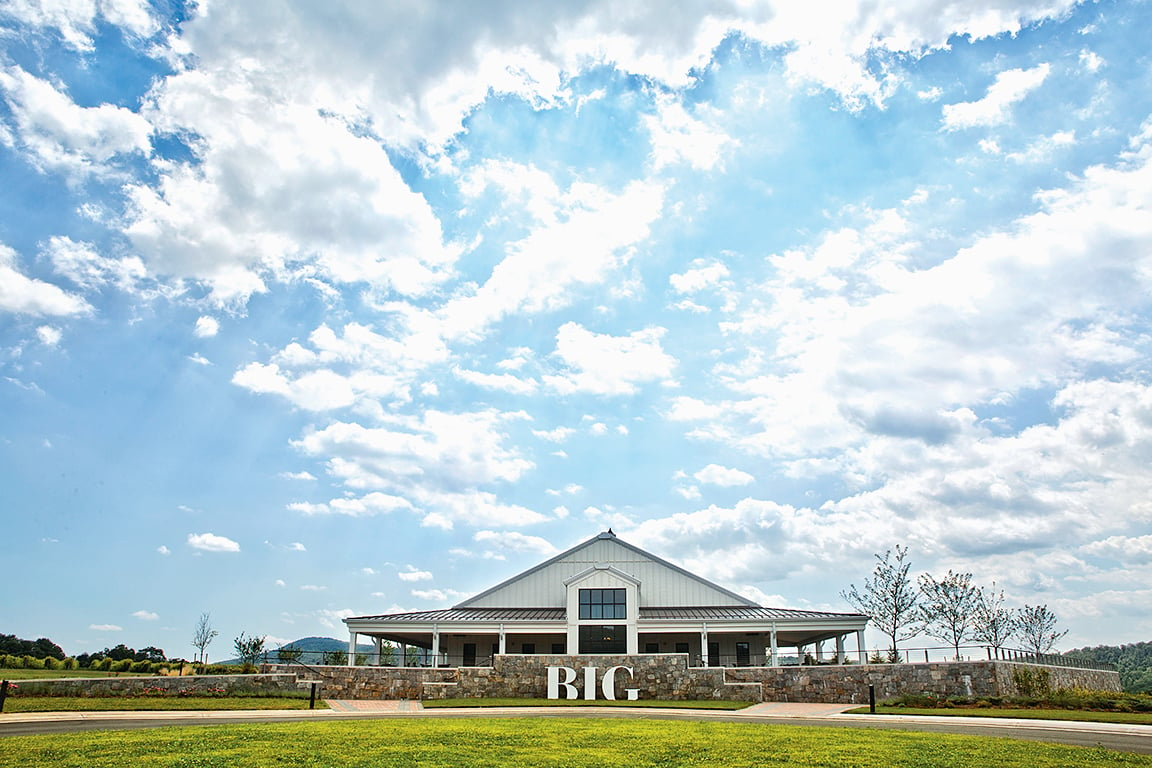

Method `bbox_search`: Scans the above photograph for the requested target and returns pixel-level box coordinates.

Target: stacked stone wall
[261,657,1120,703]
[8,673,302,698]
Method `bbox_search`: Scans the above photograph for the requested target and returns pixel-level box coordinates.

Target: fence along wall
[262,655,1121,703]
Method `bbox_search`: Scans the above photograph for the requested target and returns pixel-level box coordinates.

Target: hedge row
[0,655,255,675]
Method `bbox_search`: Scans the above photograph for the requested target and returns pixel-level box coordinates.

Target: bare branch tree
[972,583,1016,650]
[840,545,920,658]
[918,570,980,660]
[191,612,219,668]
[1017,604,1069,655]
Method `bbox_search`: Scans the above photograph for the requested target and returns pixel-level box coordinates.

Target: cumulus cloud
[474,530,558,555]
[694,464,755,487]
[132,610,159,621]
[157,545,170,555]
[942,64,1051,130]
[544,322,678,395]
[187,532,241,553]
[194,316,220,338]
[89,623,122,631]
[397,567,433,582]
[0,243,90,316]
[0,66,152,177]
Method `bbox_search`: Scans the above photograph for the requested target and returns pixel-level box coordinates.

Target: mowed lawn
[2,718,1150,767]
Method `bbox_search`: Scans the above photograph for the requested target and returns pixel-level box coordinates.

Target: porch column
[431,625,441,668]
[856,630,866,663]
[347,631,357,667]
[700,623,709,667]
[835,634,846,664]
[398,643,407,668]
[815,640,824,663]
[498,624,507,655]
[797,643,805,664]
[769,623,778,667]
[373,637,382,666]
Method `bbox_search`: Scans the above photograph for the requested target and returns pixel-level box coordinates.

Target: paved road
[2,704,1151,755]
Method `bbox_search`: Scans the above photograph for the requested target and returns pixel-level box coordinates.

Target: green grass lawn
[0,669,156,680]
[849,705,1152,726]
[1,696,323,712]
[422,697,751,709]
[0,718,1148,767]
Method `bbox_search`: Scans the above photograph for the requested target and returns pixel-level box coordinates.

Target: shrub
[44,656,65,670]
[62,657,78,670]
[0,654,21,669]
[1011,666,1051,697]
[22,655,44,670]
[111,658,133,672]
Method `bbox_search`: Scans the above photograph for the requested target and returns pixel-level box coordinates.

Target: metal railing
[261,646,1114,672]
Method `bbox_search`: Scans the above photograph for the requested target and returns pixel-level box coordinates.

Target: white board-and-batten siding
[457,536,753,609]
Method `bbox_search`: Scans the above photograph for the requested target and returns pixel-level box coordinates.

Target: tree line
[841,546,1069,661]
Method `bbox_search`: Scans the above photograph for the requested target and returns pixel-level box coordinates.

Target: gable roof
[454,530,758,609]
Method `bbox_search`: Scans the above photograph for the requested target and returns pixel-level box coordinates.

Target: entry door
[736,642,750,667]
[708,642,720,667]
[462,643,476,666]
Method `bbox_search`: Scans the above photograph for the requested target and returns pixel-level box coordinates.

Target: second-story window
[579,588,626,619]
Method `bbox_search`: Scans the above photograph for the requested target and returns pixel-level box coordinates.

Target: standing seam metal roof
[347,606,866,623]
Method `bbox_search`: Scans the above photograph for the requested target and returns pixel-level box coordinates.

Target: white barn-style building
[344,530,869,668]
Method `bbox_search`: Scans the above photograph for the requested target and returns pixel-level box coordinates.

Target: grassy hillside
[1065,641,1152,693]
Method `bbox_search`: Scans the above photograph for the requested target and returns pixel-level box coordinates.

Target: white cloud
[942,64,1051,130]
[694,464,755,487]
[3,0,158,51]
[157,545,170,556]
[453,367,538,395]
[279,471,316,481]
[411,589,448,602]
[300,584,326,591]
[36,326,62,346]
[0,243,90,316]
[44,236,146,293]
[132,610,159,621]
[474,530,558,555]
[544,322,677,395]
[89,623,122,631]
[0,66,152,177]
[186,532,240,553]
[397,567,433,582]
[187,353,211,366]
[275,579,286,587]
[670,260,730,294]
[288,542,306,552]
[288,492,413,517]
[194,316,220,338]
[644,94,733,171]
[533,427,575,443]
[438,179,666,339]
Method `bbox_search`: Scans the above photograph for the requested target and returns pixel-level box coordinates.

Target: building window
[521,643,535,654]
[579,588,627,620]
[579,625,626,654]
[644,642,659,653]
[551,642,566,654]
[675,642,689,654]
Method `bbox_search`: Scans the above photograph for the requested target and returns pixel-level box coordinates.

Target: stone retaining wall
[6,673,303,698]
[263,656,1120,703]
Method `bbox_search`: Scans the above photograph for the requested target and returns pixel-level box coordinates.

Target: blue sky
[2,0,1151,660]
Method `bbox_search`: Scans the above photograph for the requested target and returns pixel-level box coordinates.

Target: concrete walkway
[2,702,1150,754]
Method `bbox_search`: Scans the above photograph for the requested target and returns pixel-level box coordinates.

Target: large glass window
[578,588,627,620]
[579,625,627,654]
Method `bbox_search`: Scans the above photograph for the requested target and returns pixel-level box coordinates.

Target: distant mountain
[275,636,374,654]
[1065,640,1152,693]
[219,636,375,665]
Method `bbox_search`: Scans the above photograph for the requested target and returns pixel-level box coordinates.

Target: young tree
[276,645,302,664]
[972,583,1016,650]
[1017,604,1069,655]
[918,570,980,660]
[840,545,920,658]
[233,632,266,666]
[191,612,219,667]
